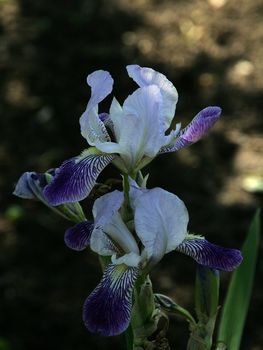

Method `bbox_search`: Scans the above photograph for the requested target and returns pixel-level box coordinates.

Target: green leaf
[217,209,261,350]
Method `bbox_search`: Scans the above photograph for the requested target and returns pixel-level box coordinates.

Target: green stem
[125,324,134,350]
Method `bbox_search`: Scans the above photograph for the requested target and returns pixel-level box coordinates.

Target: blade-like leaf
[217,209,261,350]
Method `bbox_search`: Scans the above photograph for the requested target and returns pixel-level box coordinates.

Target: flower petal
[176,238,243,271]
[81,108,111,146]
[83,263,138,336]
[92,190,139,255]
[64,221,94,251]
[93,190,124,226]
[80,70,113,143]
[117,85,164,169]
[127,64,178,129]
[160,106,221,153]
[13,171,53,200]
[133,187,188,266]
[90,228,118,256]
[13,172,39,199]
[14,171,87,221]
[43,150,114,205]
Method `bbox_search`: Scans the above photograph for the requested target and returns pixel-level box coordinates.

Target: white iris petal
[133,187,189,265]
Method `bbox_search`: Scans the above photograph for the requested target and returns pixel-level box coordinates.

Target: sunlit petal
[127,64,178,129]
[133,187,189,265]
[116,85,164,169]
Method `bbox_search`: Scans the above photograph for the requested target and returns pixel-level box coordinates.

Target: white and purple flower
[13,169,86,223]
[65,181,242,337]
[43,65,222,206]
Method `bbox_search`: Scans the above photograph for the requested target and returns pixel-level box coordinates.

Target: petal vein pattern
[176,238,243,271]
[160,106,221,153]
[43,153,114,205]
[83,263,138,336]
[64,221,94,251]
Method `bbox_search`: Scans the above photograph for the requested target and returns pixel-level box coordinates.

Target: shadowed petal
[93,190,124,226]
[13,172,37,199]
[83,263,138,336]
[176,238,243,271]
[64,221,94,251]
[43,151,114,205]
[14,171,87,221]
[13,171,53,200]
[160,106,221,153]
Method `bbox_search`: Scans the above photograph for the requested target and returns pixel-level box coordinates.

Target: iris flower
[64,181,242,337]
[43,65,222,206]
[13,169,86,222]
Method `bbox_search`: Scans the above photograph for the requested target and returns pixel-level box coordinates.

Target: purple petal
[176,238,242,271]
[64,221,94,251]
[13,171,51,200]
[160,106,221,153]
[83,263,138,336]
[43,152,114,206]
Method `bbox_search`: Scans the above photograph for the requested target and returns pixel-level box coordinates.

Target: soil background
[0,0,262,349]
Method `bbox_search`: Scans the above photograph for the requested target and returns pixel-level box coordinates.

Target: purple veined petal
[64,221,94,251]
[160,106,221,153]
[43,151,115,206]
[80,108,111,146]
[83,263,138,336]
[176,238,243,271]
[13,171,50,200]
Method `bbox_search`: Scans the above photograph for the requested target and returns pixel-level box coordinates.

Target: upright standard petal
[176,237,243,271]
[92,190,140,255]
[83,263,138,336]
[80,70,113,143]
[160,106,221,153]
[127,64,178,129]
[114,85,164,170]
[92,190,124,227]
[133,187,189,266]
[43,149,114,205]
[64,221,94,251]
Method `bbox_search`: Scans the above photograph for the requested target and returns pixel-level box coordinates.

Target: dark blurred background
[0,0,262,349]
